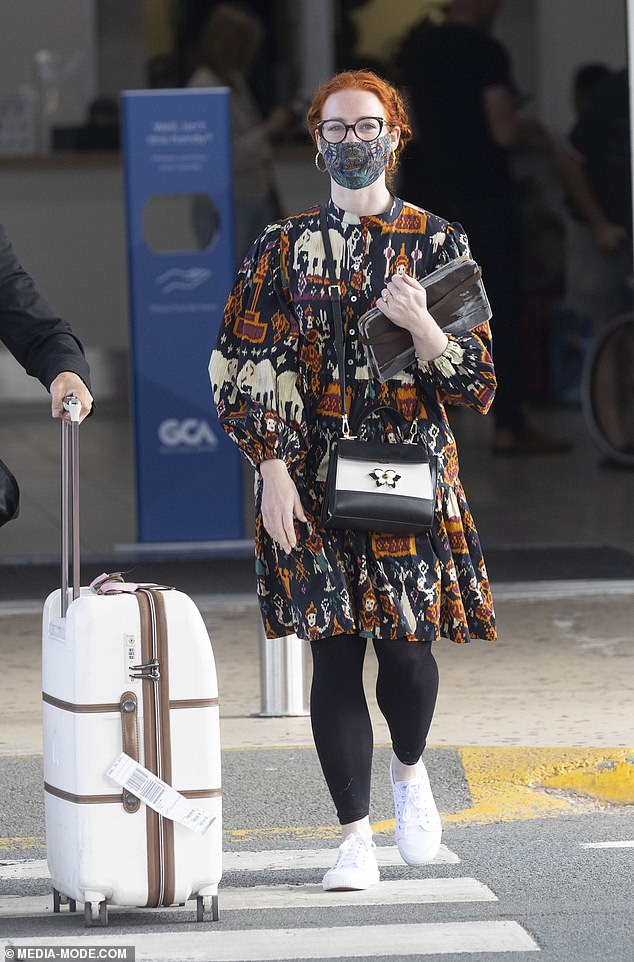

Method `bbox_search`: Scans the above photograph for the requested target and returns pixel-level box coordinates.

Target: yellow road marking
[540,749,634,806]
[226,824,341,843]
[0,836,45,851]
[447,746,634,825]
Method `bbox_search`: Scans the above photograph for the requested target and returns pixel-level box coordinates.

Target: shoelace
[397,780,433,832]
[333,834,372,869]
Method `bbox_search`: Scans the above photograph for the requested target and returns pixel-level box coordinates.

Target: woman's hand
[259,458,307,553]
[376,273,449,362]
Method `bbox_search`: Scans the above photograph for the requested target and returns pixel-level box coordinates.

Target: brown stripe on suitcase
[181,788,222,799]
[168,697,219,710]
[44,782,124,804]
[42,692,121,713]
[152,589,176,908]
[42,692,219,713]
[44,782,221,804]
[137,590,161,908]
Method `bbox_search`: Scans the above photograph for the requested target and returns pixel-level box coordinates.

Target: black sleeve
[0,223,91,391]
[477,35,513,90]
[569,104,608,164]
[567,71,625,164]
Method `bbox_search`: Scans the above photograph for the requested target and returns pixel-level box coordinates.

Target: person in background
[557,66,633,458]
[210,70,496,892]
[188,1,296,265]
[398,0,570,453]
[557,66,631,329]
[571,64,613,115]
[548,64,612,408]
[0,223,92,422]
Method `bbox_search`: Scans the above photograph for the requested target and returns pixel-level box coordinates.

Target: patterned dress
[210,197,497,644]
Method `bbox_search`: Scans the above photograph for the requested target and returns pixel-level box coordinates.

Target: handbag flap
[421,255,480,306]
[335,440,434,501]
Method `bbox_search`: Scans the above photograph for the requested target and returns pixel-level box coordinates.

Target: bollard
[259,626,310,716]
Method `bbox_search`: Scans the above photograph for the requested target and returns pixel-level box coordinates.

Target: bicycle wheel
[581,311,634,466]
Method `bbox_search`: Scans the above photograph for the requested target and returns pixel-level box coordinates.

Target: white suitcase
[41,398,222,926]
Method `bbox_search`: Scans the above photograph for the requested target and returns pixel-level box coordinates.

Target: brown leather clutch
[358,256,491,382]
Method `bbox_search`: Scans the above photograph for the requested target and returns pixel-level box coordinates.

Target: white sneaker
[322,832,380,891]
[390,756,442,865]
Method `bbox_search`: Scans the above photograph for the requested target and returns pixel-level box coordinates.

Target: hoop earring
[387,151,397,171]
[315,152,327,172]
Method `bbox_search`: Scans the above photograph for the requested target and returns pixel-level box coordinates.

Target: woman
[210,71,496,891]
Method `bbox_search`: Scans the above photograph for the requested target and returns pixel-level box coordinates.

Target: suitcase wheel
[84,900,109,927]
[53,889,76,913]
[196,894,219,922]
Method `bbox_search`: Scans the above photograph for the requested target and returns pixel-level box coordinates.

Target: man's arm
[482,85,521,148]
[0,223,93,419]
[557,144,627,251]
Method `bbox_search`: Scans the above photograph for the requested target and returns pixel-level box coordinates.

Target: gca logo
[158,418,219,450]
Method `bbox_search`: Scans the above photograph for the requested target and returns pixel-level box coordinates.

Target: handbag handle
[320,206,352,437]
[357,402,420,443]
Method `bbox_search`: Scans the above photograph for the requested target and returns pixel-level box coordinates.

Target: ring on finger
[382,289,391,302]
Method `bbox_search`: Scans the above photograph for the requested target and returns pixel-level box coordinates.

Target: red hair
[307,70,413,168]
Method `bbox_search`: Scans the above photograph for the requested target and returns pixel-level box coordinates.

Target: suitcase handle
[61,396,82,616]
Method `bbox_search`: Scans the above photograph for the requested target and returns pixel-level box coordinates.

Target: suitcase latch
[129,658,160,680]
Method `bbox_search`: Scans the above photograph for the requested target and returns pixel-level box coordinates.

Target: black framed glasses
[316,116,387,144]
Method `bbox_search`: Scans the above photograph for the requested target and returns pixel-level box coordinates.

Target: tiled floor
[0,396,632,562]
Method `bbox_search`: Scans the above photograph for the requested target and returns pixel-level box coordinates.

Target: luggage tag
[107,752,216,835]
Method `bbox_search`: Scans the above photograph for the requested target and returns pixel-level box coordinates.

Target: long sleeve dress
[210,197,497,645]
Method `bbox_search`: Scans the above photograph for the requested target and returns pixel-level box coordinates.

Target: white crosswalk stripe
[0,844,458,882]
[580,840,634,849]
[2,923,539,959]
[0,877,496,918]
[0,844,540,958]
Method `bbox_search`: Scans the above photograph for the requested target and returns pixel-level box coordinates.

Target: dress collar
[326,195,403,228]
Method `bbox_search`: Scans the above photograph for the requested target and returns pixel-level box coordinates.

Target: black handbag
[0,457,20,528]
[318,207,436,535]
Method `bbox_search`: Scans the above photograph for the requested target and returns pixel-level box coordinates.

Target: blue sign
[122,89,243,542]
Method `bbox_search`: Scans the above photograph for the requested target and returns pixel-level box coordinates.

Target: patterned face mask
[320,131,392,190]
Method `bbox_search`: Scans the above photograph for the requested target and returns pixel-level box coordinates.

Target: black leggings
[309,633,439,825]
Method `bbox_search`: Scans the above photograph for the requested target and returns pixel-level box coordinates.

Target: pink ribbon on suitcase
[90,572,172,595]
[90,572,141,594]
